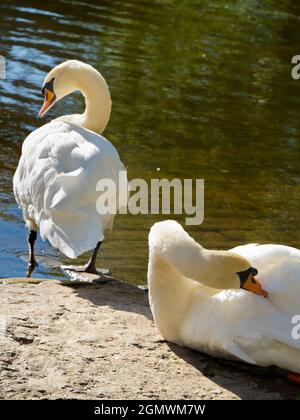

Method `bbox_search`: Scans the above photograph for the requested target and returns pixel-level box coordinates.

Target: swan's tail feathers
[39,208,105,259]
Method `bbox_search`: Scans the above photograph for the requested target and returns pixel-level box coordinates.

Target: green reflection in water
[1,0,300,283]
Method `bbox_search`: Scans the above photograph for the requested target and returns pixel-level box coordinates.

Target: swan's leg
[61,241,111,279]
[26,230,38,278]
[287,372,300,385]
[64,241,103,274]
[82,241,103,274]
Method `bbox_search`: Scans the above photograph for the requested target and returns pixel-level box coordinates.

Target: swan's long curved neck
[148,251,198,343]
[150,227,238,289]
[80,72,112,134]
[147,222,242,341]
[54,63,112,134]
[148,223,222,341]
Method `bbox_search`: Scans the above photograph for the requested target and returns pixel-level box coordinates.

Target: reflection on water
[1,0,300,283]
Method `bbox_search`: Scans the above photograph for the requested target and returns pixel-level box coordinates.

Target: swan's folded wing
[230,244,300,316]
[222,342,257,365]
[220,291,300,372]
[181,289,300,372]
[230,243,300,271]
[13,121,125,258]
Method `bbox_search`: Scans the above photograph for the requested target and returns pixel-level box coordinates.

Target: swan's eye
[41,77,55,97]
[251,277,256,284]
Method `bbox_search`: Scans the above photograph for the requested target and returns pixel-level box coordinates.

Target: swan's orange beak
[242,275,268,298]
[38,88,55,117]
[237,267,268,298]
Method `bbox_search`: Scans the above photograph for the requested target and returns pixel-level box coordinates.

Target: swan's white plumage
[230,243,300,315]
[13,120,125,258]
[148,220,300,372]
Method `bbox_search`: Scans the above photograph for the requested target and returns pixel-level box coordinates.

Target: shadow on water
[1,0,300,284]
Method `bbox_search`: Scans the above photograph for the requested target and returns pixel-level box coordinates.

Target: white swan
[148,220,300,382]
[13,60,126,277]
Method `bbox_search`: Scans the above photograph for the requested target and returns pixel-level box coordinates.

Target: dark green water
[1,0,300,284]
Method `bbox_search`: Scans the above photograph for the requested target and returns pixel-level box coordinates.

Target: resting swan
[13,60,126,277]
[148,220,300,381]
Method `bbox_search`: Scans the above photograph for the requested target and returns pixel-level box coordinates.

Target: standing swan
[13,60,126,277]
[148,220,300,381]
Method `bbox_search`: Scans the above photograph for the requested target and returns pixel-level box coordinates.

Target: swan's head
[38,60,106,118]
[149,220,268,297]
[39,60,78,117]
[220,252,268,297]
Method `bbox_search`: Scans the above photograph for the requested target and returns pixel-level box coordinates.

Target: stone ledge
[0,278,297,399]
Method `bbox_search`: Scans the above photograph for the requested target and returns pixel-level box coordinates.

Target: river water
[1,0,300,284]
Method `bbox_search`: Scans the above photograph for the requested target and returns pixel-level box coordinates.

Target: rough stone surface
[0,278,299,400]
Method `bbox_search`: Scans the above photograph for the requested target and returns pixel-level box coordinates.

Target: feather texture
[148,221,300,372]
[14,121,125,258]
